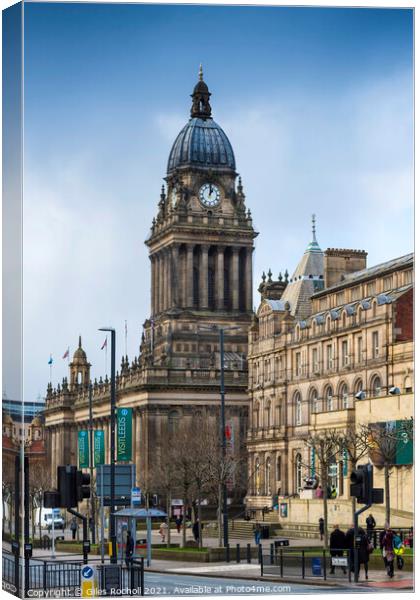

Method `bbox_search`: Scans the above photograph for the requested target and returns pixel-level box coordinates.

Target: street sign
[78,431,89,468]
[117,407,133,460]
[96,464,135,497]
[81,564,97,598]
[332,557,348,566]
[94,430,105,467]
[131,487,141,506]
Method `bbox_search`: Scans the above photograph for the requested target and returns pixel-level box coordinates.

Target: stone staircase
[204,520,278,540]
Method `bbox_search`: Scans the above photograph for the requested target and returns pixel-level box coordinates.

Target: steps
[204,520,278,540]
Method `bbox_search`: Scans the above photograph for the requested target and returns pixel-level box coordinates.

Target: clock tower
[142,66,257,371]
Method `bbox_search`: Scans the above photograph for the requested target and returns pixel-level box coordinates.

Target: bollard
[280,549,283,578]
[226,544,230,563]
[270,543,274,565]
[258,543,262,565]
[302,550,305,579]
[246,543,251,564]
[236,544,241,563]
[323,550,327,581]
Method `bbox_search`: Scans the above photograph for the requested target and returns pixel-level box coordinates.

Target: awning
[112,508,167,518]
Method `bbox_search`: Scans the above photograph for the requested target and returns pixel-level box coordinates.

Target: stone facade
[43,71,257,490]
[246,237,413,524]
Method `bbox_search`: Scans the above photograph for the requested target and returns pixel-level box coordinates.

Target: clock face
[199,183,221,207]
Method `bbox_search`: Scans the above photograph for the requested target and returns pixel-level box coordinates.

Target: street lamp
[198,324,241,548]
[99,326,117,563]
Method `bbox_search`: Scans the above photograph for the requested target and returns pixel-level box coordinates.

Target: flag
[62,347,69,359]
[101,337,107,350]
[48,355,53,365]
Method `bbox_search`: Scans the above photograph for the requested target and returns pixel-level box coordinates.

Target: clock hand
[209,184,213,196]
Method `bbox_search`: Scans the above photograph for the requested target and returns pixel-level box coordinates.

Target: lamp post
[198,324,240,548]
[88,383,96,544]
[99,327,116,563]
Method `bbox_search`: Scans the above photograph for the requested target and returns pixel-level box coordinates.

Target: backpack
[393,535,404,555]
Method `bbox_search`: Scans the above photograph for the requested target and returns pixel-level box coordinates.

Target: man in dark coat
[125,531,134,567]
[365,514,376,541]
[345,527,370,580]
[329,525,347,574]
[318,517,325,541]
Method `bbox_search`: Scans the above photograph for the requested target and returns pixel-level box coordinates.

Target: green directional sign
[117,407,132,461]
[78,430,89,468]
[94,430,105,467]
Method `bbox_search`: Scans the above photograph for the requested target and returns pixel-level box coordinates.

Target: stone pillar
[162,251,168,311]
[155,254,160,314]
[150,255,156,316]
[245,247,253,311]
[166,249,172,309]
[231,247,240,310]
[158,253,164,313]
[171,244,180,308]
[200,245,209,309]
[216,246,225,310]
[186,244,194,307]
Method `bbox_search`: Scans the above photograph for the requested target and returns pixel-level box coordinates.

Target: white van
[35,507,65,532]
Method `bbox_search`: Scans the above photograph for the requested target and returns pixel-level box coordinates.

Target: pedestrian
[315,486,324,499]
[125,530,134,567]
[319,517,325,541]
[380,523,396,578]
[159,521,168,543]
[345,526,371,580]
[329,524,347,575]
[175,516,182,534]
[192,519,200,543]
[254,522,261,545]
[366,514,376,541]
[70,517,78,541]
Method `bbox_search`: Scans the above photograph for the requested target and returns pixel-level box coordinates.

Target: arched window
[372,300,377,318]
[371,375,382,397]
[295,392,302,425]
[277,456,282,481]
[265,457,271,495]
[295,453,303,493]
[354,379,363,395]
[340,383,349,409]
[404,375,413,394]
[168,410,180,433]
[325,386,334,412]
[326,315,331,333]
[310,388,319,413]
[255,457,260,495]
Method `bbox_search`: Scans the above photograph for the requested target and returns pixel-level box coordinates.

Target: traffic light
[43,490,61,509]
[350,464,373,505]
[57,465,78,508]
[76,470,91,502]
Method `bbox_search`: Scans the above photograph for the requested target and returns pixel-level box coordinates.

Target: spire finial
[199,64,203,81]
[312,214,317,242]
[78,335,82,348]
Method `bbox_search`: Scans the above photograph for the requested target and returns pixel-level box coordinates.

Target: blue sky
[15,3,414,401]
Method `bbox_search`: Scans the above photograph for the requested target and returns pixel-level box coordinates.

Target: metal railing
[261,548,352,582]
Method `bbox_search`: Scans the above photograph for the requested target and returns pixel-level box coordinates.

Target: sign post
[81,564,97,598]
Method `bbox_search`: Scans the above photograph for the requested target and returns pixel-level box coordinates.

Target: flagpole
[125,320,128,357]
[105,336,108,377]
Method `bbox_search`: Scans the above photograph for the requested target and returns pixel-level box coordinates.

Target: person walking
[345,526,371,579]
[192,519,200,543]
[159,521,168,543]
[329,525,347,574]
[254,522,261,545]
[319,517,325,541]
[125,530,134,567]
[380,523,396,578]
[366,514,376,541]
[175,516,182,534]
[70,517,78,541]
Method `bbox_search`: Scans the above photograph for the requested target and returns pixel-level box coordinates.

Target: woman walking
[380,523,396,578]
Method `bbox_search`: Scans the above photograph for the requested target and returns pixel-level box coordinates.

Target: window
[327,344,333,370]
[367,281,376,296]
[277,456,282,481]
[295,393,302,425]
[312,348,319,373]
[265,457,271,495]
[351,286,361,301]
[342,340,349,366]
[295,352,302,376]
[326,386,334,411]
[383,276,393,291]
[372,375,382,397]
[357,336,363,364]
[372,331,379,358]
[404,270,413,285]
[168,410,180,433]
[340,384,349,409]
[310,389,319,413]
[336,292,345,305]
[255,458,260,495]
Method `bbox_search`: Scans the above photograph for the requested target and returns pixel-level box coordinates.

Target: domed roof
[72,336,87,362]
[167,67,236,174]
[168,118,236,173]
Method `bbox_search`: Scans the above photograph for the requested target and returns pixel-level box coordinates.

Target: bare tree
[339,426,372,521]
[151,431,179,548]
[305,430,342,548]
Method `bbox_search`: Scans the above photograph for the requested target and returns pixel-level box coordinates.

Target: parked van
[35,507,65,532]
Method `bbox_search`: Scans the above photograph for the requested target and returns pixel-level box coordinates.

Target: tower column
[163,250,169,310]
[171,244,180,308]
[200,245,209,309]
[216,246,225,310]
[245,246,253,311]
[166,249,172,309]
[231,247,240,310]
[158,252,164,313]
[186,244,194,307]
[150,255,156,316]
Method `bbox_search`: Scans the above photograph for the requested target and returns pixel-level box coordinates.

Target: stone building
[246,222,413,526]
[43,69,257,489]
